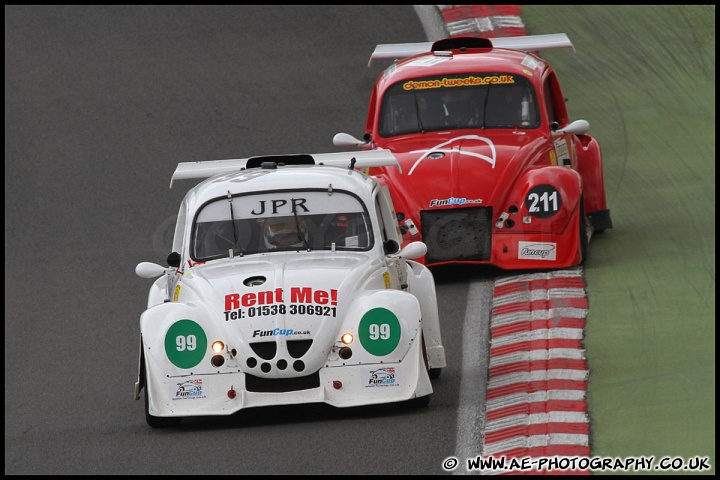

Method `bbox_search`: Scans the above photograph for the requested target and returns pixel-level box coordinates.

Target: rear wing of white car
[170,149,400,188]
[368,33,574,66]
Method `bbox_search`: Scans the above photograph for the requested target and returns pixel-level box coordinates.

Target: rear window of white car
[191,190,373,261]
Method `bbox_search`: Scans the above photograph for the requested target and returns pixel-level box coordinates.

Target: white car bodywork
[135,151,446,427]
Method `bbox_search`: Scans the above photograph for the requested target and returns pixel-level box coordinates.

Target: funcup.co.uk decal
[171,378,206,400]
[366,367,399,388]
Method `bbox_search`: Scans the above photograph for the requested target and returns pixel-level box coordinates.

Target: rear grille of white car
[250,340,313,360]
[250,341,276,360]
[421,207,492,263]
[245,371,320,393]
[287,340,313,358]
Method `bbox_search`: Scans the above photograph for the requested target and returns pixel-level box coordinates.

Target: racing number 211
[526,184,561,217]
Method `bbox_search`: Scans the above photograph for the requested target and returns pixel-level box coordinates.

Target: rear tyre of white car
[422,332,442,379]
[144,379,182,428]
[404,334,433,408]
[406,394,432,409]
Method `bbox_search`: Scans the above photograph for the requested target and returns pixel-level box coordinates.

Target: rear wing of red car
[170,149,400,188]
[368,33,574,66]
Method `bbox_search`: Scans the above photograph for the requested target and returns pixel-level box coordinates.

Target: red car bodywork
[335,35,612,270]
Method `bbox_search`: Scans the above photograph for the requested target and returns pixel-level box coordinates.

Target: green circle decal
[165,319,207,369]
[358,308,401,356]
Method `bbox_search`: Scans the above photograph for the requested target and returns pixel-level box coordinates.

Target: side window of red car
[543,72,570,127]
[543,79,556,125]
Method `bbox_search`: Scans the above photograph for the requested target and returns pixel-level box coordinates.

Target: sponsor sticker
[521,55,540,70]
[170,378,207,401]
[223,287,338,320]
[252,328,310,338]
[429,197,483,208]
[553,138,571,166]
[366,367,399,388]
[518,241,557,261]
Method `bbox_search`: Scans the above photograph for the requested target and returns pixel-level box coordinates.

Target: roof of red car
[374,47,551,92]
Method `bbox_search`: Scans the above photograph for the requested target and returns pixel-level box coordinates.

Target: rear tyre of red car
[579,197,589,264]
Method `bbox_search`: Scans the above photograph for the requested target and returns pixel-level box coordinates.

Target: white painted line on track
[453,280,492,475]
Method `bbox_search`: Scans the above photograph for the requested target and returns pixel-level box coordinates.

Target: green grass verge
[521,5,715,475]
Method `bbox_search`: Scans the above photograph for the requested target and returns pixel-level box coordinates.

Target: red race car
[334,34,612,270]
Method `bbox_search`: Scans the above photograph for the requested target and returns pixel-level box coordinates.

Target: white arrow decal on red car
[407,135,497,175]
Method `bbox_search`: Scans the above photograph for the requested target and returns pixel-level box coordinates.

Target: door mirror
[167,252,181,268]
[398,241,427,260]
[383,239,400,255]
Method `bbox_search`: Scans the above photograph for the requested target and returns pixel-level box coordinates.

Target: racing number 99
[359,308,401,356]
[165,320,208,369]
[176,335,197,351]
[368,323,391,340]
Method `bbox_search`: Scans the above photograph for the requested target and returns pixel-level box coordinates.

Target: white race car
[134,150,446,427]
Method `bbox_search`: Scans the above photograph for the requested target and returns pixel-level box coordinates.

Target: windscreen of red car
[378,73,540,137]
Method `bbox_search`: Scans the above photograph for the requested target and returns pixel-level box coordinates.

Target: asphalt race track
[5,5,714,475]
